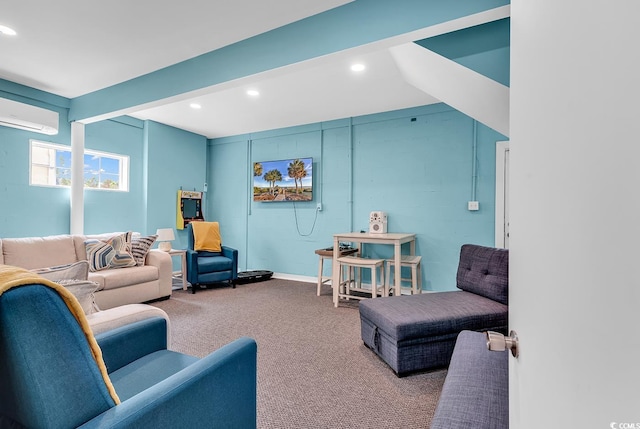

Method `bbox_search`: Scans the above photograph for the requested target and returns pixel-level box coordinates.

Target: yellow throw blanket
[0,264,120,405]
[192,221,222,252]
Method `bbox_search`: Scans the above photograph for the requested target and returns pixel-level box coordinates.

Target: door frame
[495,140,509,248]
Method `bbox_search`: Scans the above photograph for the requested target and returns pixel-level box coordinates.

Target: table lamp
[155,228,175,251]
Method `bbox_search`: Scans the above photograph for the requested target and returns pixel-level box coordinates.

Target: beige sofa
[0,232,173,310]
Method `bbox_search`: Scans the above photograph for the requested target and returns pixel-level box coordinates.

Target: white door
[510,0,638,427]
[495,141,509,248]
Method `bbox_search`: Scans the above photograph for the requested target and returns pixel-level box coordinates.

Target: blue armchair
[186,222,238,293]
[0,269,257,429]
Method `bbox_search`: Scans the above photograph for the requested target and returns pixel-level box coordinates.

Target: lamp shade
[156,228,175,242]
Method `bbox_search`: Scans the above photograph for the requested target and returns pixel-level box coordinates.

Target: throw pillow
[192,221,222,252]
[131,234,158,266]
[56,279,101,314]
[85,231,136,272]
[31,260,90,282]
[30,261,99,315]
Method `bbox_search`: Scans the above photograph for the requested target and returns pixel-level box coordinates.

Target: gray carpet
[152,278,446,428]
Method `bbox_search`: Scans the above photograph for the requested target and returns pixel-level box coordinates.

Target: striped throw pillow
[85,232,136,272]
[131,234,157,266]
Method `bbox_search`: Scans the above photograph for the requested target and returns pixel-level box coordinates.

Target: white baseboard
[268,272,431,294]
[271,272,316,284]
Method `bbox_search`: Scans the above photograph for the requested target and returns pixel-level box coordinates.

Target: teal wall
[416,18,510,86]
[0,81,207,247]
[84,118,145,234]
[0,85,72,237]
[0,114,147,238]
[145,120,208,250]
[206,137,250,264]
[208,104,506,291]
[0,91,504,291]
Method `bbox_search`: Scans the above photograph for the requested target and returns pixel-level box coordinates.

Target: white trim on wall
[70,122,85,235]
[495,140,509,248]
[271,272,316,284]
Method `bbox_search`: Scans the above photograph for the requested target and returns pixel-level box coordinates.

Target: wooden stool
[385,255,422,295]
[315,247,358,296]
[336,256,386,304]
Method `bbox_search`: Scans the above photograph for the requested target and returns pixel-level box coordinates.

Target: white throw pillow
[30,261,99,314]
[56,279,101,314]
[31,260,90,281]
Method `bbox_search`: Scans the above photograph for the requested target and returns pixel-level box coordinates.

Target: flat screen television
[253,157,313,202]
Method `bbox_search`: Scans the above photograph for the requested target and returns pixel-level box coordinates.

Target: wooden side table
[168,249,187,290]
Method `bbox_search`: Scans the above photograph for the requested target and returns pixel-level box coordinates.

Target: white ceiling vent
[0,97,59,135]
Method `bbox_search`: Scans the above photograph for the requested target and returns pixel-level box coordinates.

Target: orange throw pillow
[192,222,222,252]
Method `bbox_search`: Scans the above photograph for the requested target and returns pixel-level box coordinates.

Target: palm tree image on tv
[253,158,313,202]
[287,158,307,194]
[263,169,282,197]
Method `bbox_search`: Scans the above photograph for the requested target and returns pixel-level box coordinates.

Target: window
[30,140,129,191]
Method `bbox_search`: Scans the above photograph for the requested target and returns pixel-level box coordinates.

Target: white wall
[510,0,640,427]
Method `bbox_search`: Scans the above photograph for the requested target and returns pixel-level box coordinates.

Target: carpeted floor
[152,278,446,429]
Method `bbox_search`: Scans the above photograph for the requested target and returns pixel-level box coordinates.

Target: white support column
[70,122,85,235]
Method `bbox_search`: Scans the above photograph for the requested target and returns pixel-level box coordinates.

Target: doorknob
[486,330,519,358]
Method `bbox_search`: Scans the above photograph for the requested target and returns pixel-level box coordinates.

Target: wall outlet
[468,201,479,211]
[316,203,322,211]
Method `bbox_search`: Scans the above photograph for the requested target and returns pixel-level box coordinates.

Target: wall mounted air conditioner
[0,97,59,135]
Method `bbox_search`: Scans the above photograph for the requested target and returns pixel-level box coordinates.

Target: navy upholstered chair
[0,271,257,429]
[186,222,238,293]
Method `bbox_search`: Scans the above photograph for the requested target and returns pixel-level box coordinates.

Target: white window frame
[30,140,129,192]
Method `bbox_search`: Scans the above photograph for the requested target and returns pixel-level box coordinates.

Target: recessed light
[247,89,260,97]
[350,63,366,72]
[190,103,202,109]
[0,25,17,36]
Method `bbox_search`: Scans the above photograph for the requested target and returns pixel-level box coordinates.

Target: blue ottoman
[359,244,509,375]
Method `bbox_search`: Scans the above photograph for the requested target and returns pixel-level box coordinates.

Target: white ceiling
[1,0,443,138]
[130,48,438,138]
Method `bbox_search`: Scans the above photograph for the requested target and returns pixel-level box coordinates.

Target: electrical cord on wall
[293,202,320,236]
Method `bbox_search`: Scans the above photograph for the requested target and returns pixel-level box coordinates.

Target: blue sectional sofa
[359,244,509,375]
[430,330,509,428]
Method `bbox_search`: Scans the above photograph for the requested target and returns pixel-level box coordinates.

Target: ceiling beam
[68,0,509,124]
[390,42,510,136]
